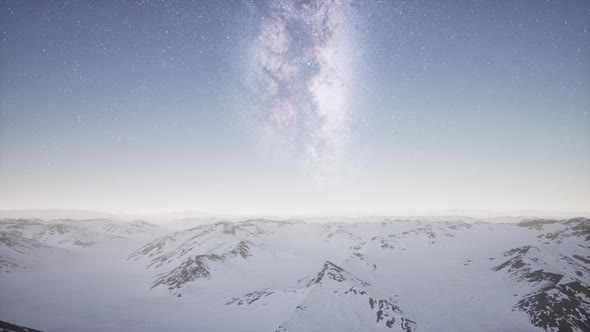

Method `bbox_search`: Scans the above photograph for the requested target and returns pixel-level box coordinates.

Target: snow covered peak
[309,261,369,287]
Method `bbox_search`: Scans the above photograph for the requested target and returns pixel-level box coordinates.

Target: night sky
[0,0,588,215]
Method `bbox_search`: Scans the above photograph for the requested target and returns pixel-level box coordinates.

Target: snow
[0,217,587,332]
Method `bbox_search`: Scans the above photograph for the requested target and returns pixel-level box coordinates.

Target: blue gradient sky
[0,1,588,215]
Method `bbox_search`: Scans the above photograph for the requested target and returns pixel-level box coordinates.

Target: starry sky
[0,0,589,215]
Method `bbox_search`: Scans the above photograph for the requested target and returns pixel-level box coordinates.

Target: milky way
[2,0,588,213]
[241,0,362,180]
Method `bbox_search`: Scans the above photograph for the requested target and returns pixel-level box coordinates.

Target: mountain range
[0,216,588,331]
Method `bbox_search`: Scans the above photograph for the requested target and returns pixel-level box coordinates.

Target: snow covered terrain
[0,217,588,332]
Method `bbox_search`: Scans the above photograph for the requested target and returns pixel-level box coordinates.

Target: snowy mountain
[491,218,590,332]
[0,217,588,331]
[273,261,417,332]
[0,231,58,272]
[0,218,168,273]
[0,218,168,244]
[164,217,224,230]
